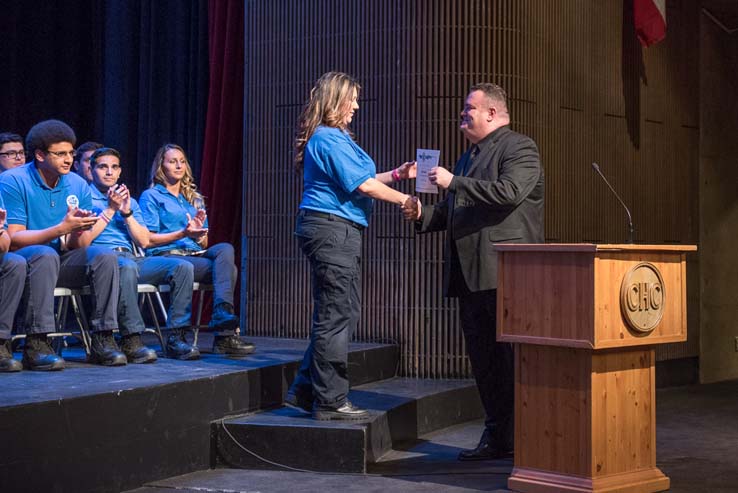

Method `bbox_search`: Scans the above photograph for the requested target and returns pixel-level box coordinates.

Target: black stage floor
[2,335,383,407]
[127,379,738,493]
[0,335,399,493]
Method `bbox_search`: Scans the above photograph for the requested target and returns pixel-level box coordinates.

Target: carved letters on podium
[620,262,665,334]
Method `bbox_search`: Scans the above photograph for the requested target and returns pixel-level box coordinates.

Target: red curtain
[200,0,244,319]
[201,0,244,247]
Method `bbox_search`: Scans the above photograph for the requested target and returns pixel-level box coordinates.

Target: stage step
[214,377,483,473]
[0,337,398,493]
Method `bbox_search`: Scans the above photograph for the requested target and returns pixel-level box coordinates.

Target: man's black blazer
[417,125,544,295]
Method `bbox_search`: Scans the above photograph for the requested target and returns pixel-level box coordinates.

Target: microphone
[591,162,634,244]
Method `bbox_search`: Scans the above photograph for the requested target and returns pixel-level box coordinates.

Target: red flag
[634,0,666,47]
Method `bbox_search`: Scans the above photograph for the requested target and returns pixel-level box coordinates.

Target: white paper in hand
[415,149,440,194]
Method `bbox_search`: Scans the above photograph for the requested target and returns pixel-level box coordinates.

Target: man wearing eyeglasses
[85,147,200,362]
[0,120,125,370]
[0,132,26,172]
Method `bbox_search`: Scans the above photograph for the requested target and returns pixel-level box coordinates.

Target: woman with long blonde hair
[285,71,417,421]
[138,143,253,359]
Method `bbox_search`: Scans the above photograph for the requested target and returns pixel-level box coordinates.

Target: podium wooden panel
[496,244,696,493]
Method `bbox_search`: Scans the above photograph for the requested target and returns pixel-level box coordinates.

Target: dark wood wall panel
[243,0,700,378]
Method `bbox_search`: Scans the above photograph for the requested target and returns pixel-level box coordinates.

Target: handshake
[401,196,422,221]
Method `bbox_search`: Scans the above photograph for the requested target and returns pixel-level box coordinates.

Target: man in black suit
[416,82,544,460]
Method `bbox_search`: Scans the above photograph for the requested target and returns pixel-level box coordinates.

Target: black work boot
[0,339,22,372]
[89,331,127,366]
[165,328,200,360]
[22,334,65,371]
[212,334,255,356]
[120,333,158,364]
[208,302,239,332]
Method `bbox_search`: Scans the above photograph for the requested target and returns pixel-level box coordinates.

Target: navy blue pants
[289,213,362,409]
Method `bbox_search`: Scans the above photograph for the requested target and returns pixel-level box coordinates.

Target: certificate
[415,148,440,194]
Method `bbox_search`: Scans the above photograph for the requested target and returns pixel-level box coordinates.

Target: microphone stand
[591,162,634,244]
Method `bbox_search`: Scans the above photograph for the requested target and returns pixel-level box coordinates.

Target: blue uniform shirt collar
[153,183,179,198]
[29,161,69,191]
[90,185,108,200]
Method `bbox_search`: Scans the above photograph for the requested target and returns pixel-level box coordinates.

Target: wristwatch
[120,209,134,218]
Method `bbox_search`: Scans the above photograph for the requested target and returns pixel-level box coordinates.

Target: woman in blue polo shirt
[285,71,418,421]
[138,144,253,357]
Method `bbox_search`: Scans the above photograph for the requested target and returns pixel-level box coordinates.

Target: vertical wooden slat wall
[243,0,700,378]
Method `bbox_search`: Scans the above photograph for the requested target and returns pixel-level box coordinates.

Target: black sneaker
[165,328,200,360]
[22,334,65,371]
[208,303,239,332]
[0,339,22,372]
[120,333,158,364]
[212,335,254,355]
[284,390,313,413]
[312,400,369,421]
[89,331,127,366]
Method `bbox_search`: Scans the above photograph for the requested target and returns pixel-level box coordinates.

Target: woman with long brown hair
[139,144,253,359]
[285,72,417,420]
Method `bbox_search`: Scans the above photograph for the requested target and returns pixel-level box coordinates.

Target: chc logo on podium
[620,262,665,334]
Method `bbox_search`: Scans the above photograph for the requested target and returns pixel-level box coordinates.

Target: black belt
[112,247,132,253]
[300,210,365,230]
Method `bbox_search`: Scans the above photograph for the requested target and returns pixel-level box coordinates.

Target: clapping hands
[107,184,131,212]
[63,205,98,232]
[184,209,208,239]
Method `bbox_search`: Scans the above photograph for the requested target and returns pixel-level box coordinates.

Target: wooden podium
[495,244,696,493]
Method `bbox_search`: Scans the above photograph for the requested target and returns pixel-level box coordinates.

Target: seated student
[72,141,103,183]
[0,120,125,370]
[86,147,199,361]
[0,194,25,372]
[139,143,254,356]
[0,132,26,172]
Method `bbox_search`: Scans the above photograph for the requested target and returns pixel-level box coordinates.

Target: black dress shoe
[0,339,22,372]
[284,390,314,413]
[313,400,369,421]
[22,334,65,371]
[212,334,254,355]
[458,429,513,461]
[165,328,200,360]
[89,331,127,366]
[208,303,239,332]
[120,334,158,364]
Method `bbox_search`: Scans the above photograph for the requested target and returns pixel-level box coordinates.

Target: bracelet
[99,212,111,224]
[120,209,134,218]
[391,168,401,182]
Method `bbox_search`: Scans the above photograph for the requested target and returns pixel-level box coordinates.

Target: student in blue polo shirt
[139,143,253,356]
[72,141,103,183]
[0,132,26,172]
[86,147,199,361]
[0,192,25,372]
[0,120,125,370]
[285,72,418,420]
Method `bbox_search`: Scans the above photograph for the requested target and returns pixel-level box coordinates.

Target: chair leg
[193,291,206,347]
[143,293,165,351]
[51,296,69,355]
[154,291,168,324]
[70,294,92,356]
